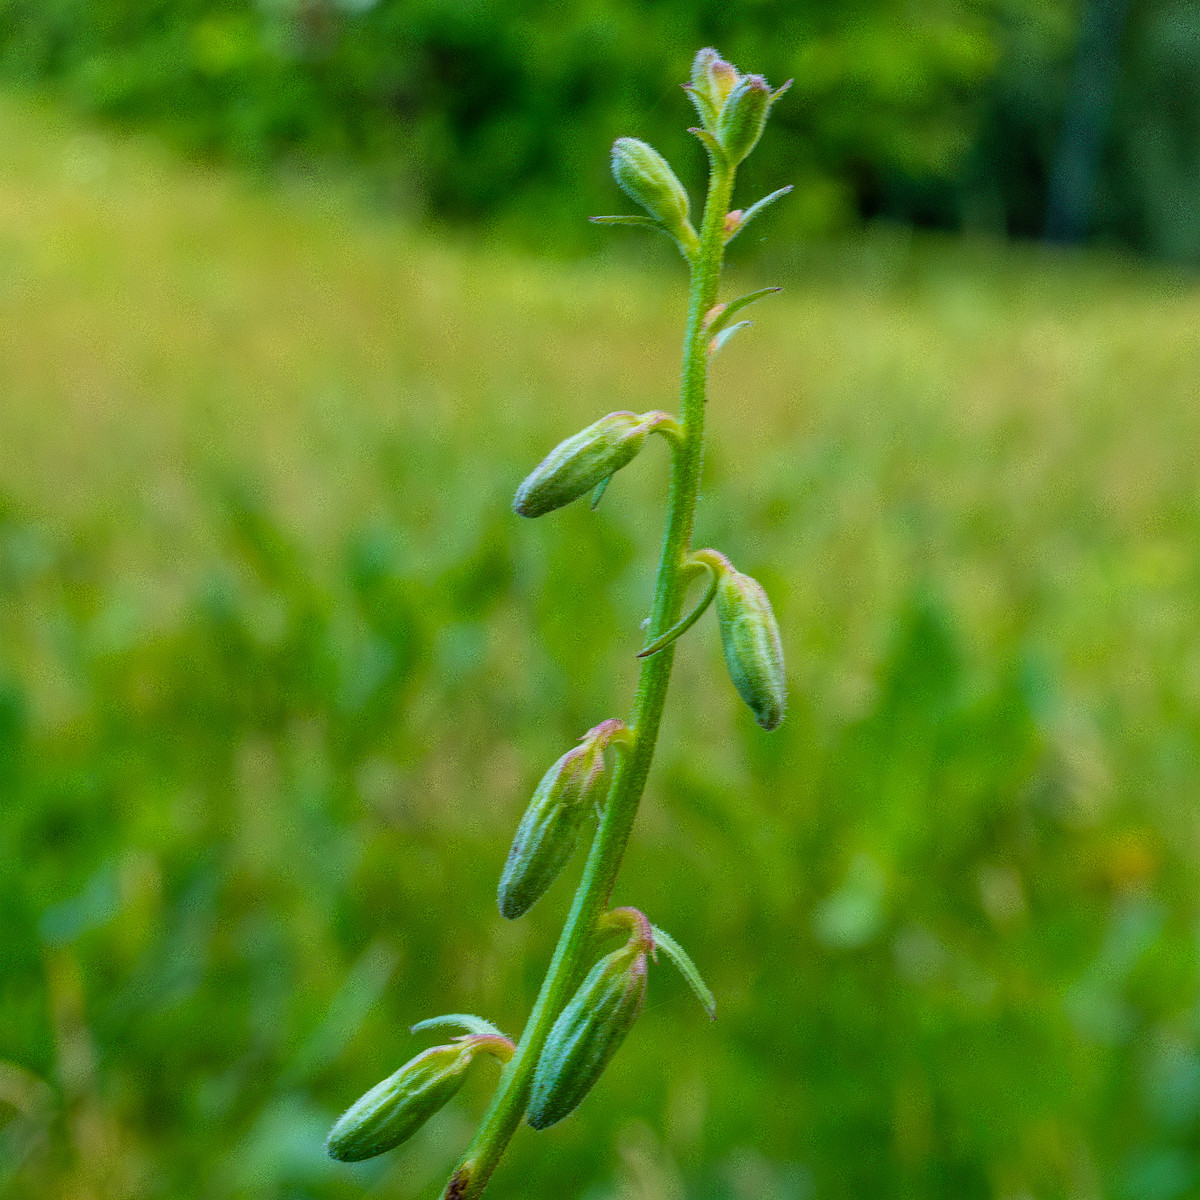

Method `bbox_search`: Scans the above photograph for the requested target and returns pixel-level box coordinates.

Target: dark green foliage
[5,0,1198,260]
[2,0,1198,259]
[0,0,1002,248]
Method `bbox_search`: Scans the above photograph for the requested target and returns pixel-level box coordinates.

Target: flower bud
[715,74,773,166]
[715,567,786,730]
[326,1042,472,1162]
[689,47,740,119]
[498,742,606,919]
[610,138,693,247]
[527,946,647,1129]
[513,411,649,519]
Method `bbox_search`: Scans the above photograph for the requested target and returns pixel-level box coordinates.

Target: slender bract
[327,47,788,1199]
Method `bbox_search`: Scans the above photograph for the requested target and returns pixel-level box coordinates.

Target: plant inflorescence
[327,48,790,1199]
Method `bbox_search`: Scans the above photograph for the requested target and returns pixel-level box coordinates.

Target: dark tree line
[2,0,1199,260]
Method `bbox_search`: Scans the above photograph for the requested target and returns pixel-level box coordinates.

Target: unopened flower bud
[513,411,650,518]
[715,74,773,166]
[326,1042,473,1162]
[690,47,740,118]
[715,567,786,730]
[498,742,606,919]
[527,945,647,1129]
[610,138,693,247]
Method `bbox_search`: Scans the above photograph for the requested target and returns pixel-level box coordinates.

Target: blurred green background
[3,3,1200,1199]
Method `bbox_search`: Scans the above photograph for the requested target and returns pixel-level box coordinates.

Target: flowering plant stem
[441,166,735,1200]
[323,47,788,1196]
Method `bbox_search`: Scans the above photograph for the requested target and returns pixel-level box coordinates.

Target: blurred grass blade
[286,943,397,1085]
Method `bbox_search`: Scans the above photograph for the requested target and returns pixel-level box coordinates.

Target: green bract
[527,945,648,1130]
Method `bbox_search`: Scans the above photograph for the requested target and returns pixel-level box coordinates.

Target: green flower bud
[527,945,647,1129]
[715,74,773,166]
[689,47,740,120]
[498,741,606,919]
[513,411,649,518]
[326,1042,472,1162]
[715,567,786,730]
[610,138,695,250]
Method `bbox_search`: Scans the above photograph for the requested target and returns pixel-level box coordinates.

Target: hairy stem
[441,163,735,1200]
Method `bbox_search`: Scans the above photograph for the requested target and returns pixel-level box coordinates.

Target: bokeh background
[2,3,1200,1198]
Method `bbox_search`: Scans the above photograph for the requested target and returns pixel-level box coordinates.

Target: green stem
[441,163,735,1200]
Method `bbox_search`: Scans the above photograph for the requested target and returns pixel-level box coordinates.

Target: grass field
[3,93,1200,1200]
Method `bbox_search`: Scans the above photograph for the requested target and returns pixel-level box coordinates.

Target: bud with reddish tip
[688,47,739,125]
[327,1035,508,1162]
[498,740,607,919]
[715,566,786,730]
[715,74,774,166]
[527,943,648,1129]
